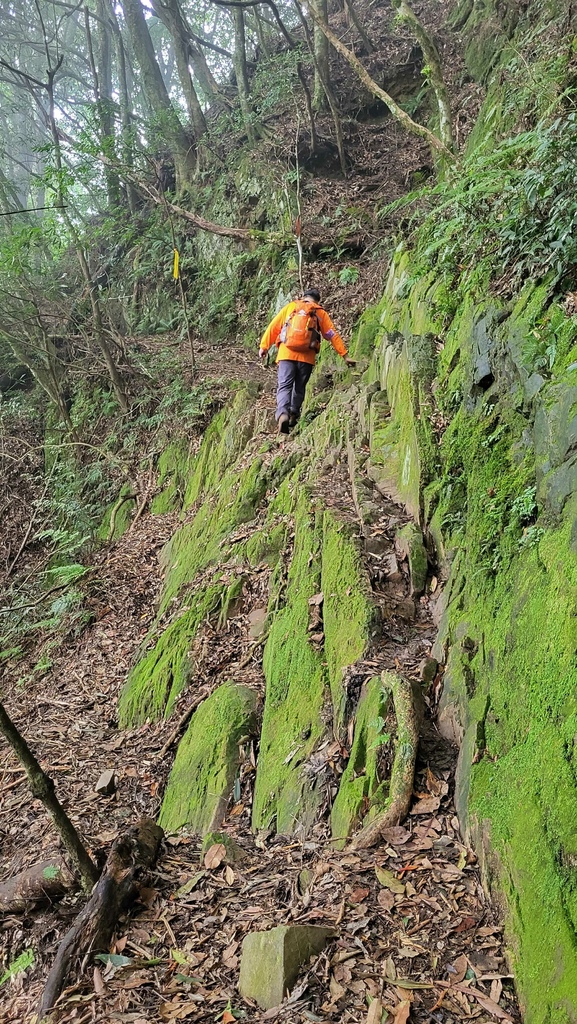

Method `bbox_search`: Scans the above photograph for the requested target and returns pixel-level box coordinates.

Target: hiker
[258,288,356,433]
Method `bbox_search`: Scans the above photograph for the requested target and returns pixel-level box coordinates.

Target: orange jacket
[259,301,348,366]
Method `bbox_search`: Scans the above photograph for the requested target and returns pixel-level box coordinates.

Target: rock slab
[396,522,428,596]
[239,924,336,1009]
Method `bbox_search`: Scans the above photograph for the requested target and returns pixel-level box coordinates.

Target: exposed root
[349,671,421,851]
[38,817,163,1019]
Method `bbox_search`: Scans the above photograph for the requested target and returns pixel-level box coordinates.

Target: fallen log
[0,859,78,913]
[38,817,163,1019]
[349,672,422,851]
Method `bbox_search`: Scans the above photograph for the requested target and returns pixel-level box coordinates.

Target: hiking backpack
[280,301,321,354]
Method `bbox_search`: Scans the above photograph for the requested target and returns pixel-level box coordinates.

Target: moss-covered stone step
[239,924,336,1009]
[159,680,257,835]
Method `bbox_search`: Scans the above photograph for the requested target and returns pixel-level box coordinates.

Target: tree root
[38,817,163,1019]
[349,671,422,851]
[0,859,78,914]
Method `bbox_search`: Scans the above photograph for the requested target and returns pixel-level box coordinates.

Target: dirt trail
[0,362,520,1024]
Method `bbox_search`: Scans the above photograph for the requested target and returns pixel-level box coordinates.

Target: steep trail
[0,354,520,1023]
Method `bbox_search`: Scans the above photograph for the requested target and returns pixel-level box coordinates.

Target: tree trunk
[293,0,346,173]
[311,0,330,111]
[308,4,456,163]
[150,0,207,140]
[120,0,196,190]
[38,818,164,1017]
[349,673,421,850]
[343,0,373,53]
[232,6,256,143]
[103,0,139,212]
[393,0,454,152]
[84,1,123,207]
[0,700,99,891]
[45,65,129,412]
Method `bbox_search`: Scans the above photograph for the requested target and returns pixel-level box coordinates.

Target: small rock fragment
[419,656,439,684]
[95,769,116,796]
[248,606,267,639]
[395,598,416,621]
[384,553,402,580]
[396,523,428,596]
[239,924,336,1009]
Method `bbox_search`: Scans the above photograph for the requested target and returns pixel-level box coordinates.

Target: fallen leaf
[172,872,206,899]
[447,953,468,984]
[393,999,411,1023]
[204,843,226,869]
[375,866,405,894]
[378,889,396,912]
[425,768,443,796]
[410,796,441,815]
[393,979,433,990]
[222,1012,235,1023]
[453,915,478,933]
[384,955,396,981]
[225,865,235,885]
[93,966,105,996]
[329,974,346,1002]
[380,827,411,845]
[349,886,370,904]
[365,997,383,1023]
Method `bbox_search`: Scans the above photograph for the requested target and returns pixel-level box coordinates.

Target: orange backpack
[280,301,321,354]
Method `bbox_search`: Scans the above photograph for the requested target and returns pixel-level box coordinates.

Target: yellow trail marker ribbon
[173,248,180,280]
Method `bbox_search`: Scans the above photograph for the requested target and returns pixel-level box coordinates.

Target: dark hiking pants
[276,359,313,422]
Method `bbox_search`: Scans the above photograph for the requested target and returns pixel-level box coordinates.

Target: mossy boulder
[159,680,257,835]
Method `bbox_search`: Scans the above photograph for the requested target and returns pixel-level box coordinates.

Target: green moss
[119,579,238,727]
[321,511,373,737]
[160,456,270,612]
[183,385,260,510]
[252,489,329,833]
[159,680,257,835]
[330,677,390,845]
[151,440,193,514]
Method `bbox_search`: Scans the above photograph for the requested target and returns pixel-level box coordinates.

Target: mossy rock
[396,522,428,597]
[252,492,329,834]
[239,924,336,1010]
[321,511,374,739]
[159,680,258,835]
[330,677,392,846]
[119,578,240,727]
[151,440,194,514]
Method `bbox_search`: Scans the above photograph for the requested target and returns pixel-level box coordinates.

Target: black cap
[303,287,321,302]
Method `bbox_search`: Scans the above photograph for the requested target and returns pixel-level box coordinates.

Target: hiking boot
[278,413,290,434]
[288,413,298,429]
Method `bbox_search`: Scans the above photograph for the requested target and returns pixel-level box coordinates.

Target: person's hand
[345,357,357,368]
[258,348,267,362]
